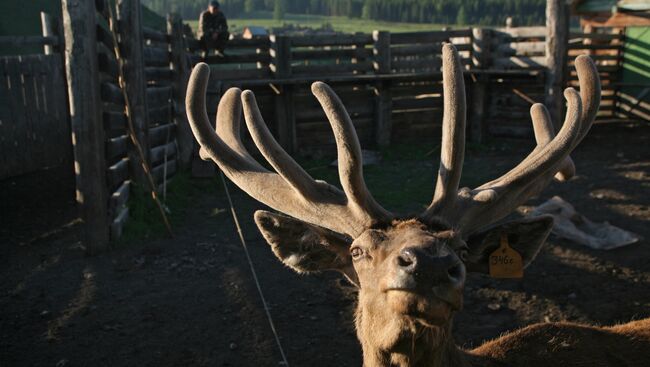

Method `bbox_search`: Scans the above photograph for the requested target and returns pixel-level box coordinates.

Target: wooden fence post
[117,0,150,183]
[167,13,193,167]
[469,27,491,143]
[373,30,392,147]
[61,0,109,254]
[545,0,569,130]
[40,12,56,55]
[270,34,295,153]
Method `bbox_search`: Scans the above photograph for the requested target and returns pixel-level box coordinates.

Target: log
[145,66,173,81]
[292,47,372,60]
[168,13,193,167]
[144,46,171,67]
[146,85,172,106]
[150,141,177,165]
[149,123,176,146]
[293,61,373,75]
[391,29,472,45]
[101,82,124,105]
[118,0,150,184]
[143,26,168,43]
[110,206,129,240]
[106,135,129,161]
[62,0,109,252]
[290,34,372,47]
[0,35,59,48]
[545,0,569,130]
[148,104,171,124]
[109,180,131,215]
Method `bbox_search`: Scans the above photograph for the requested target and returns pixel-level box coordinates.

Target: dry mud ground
[1,121,649,366]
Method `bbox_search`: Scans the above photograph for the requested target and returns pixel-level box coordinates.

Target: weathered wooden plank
[103,110,127,132]
[109,180,130,214]
[496,26,546,38]
[204,52,271,64]
[228,37,270,48]
[151,158,177,184]
[146,85,172,106]
[391,30,472,45]
[143,26,169,43]
[144,46,170,67]
[0,59,12,177]
[106,135,128,161]
[150,141,176,165]
[569,32,623,41]
[291,34,372,47]
[148,104,171,124]
[110,206,129,240]
[107,157,129,190]
[0,35,59,48]
[393,97,443,110]
[145,66,173,81]
[96,24,115,50]
[568,43,623,50]
[493,56,546,69]
[5,58,31,174]
[496,41,546,56]
[209,67,271,80]
[98,50,119,78]
[149,123,175,146]
[167,14,192,167]
[63,0,109,251]
[100,81,124,105]
[293,61,373,75]
[292,47,372,60]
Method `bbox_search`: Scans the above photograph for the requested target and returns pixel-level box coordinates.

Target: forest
[142,0,546,26]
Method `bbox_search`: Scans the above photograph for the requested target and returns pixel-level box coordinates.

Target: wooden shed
[573,0,650,27]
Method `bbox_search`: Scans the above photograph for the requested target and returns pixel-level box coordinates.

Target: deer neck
[355,303,467,367]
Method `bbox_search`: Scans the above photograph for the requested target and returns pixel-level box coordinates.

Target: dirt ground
[1,121,649,367]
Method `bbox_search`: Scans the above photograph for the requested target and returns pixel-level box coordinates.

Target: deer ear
[254,210,359,286]
[464,215,554,274]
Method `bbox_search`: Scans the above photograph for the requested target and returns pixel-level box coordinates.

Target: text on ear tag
[489,233,524,278]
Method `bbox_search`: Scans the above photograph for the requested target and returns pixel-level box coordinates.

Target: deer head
[186,44,600,366]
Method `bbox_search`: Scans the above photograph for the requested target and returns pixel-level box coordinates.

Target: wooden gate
[0,54,70,179]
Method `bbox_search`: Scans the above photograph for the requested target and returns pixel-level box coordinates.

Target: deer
[185,44,650,366]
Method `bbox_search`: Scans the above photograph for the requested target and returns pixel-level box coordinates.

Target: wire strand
[219,171,290,367]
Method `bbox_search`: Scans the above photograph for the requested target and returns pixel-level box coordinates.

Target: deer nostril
[397,249,417,270]
[447,262,464,282]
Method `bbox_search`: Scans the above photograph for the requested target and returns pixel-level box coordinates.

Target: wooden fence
[185,26,627,153]
[0,0,640,253]
[0,14,69,180]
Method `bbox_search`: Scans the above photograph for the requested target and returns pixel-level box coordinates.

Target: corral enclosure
[1,0,649,366]
[1,0,645,249]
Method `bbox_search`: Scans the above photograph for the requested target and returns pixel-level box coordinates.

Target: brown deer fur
[186,44,649,366]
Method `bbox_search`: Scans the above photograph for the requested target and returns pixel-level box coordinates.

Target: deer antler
[421,49,601,235]
[186,64,392,238]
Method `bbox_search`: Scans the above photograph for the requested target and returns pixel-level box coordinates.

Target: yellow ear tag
[489,233,524,278]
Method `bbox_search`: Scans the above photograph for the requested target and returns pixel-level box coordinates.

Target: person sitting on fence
[198,1,229,58]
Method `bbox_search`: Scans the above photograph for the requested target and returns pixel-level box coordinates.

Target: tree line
[142,0,546,27]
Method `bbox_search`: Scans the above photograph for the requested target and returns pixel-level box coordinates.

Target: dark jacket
[198,10,228,38]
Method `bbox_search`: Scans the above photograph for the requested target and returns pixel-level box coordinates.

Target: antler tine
[241,90,324,200]
[429,43,466,214]
[311,82,392,220]
[186,63,391,237]
[456,87,584,233]
[530,104,576,181]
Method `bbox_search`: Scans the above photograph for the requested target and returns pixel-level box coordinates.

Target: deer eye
[350,247,364,260]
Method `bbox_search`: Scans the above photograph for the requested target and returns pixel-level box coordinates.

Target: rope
[218,171,290,367]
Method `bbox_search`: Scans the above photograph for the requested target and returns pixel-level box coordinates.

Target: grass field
[187,11,446,35]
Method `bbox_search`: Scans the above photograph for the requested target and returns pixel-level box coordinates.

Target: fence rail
[1,0,638,252]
